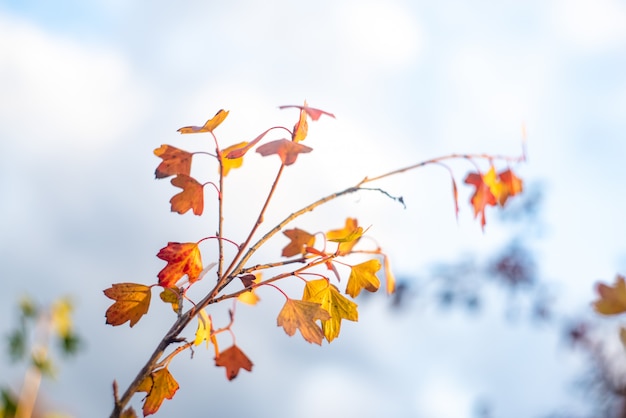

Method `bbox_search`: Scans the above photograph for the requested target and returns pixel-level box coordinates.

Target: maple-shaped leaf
[177,109,229,134]
[593,275,626,315]
[215,344,253,380]
[103,283,152,327]
[497,168,523,205]
[303,279,358,342]
[136,367,179,416]
[220,141,248,176]
[292,103,308,142]
[159,287,181,313]
[464,170,497,228]
[194,309,218,356]
[346,259,382,298]
[256,138,313,166]
[153,145,192,179]
[282,228,316,257]
[170,174,204,216]
[326,218,363,255]
[277,299,331,345]
[278,104,336,121]
[156,242,203,288]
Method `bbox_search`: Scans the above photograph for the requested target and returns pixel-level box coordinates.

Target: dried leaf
[154,145,192,179]
[170,174,204,216]
[256,139,312,166]
[282,228,316,257]
[277,299,330,345]
[593,275,626,315]
[215,345,253,380]
[156,242,203,288]
[303,279,358,342]
[137,367,179,416]
[104,283,152,327]
[346,259,381,298]
[177,109,229,133]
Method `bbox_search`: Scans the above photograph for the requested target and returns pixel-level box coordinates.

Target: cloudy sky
[1,1,626,417]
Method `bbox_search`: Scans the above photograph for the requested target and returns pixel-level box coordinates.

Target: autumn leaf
[104,283,152,327]
[153,145,192,179]
[278,104,336,121]
[215,345,253,380]
[346,259,382,298]
[256,138,313,166]
[137,367,179,416]
[593,275,626,315]
[159,287,181,313]
[237,273,261,305]
[383,255,396,294]
[120,407,138,418]
[220,141,248,176]
[51,298,73,338]
[303,279,358,342]
[292,103,308,142]
[170,174,204,216]
[225,128,275,159]
[497,168,523,205]
[464,170,497,228]
[177,109,229,133]
[156,242,203,288]
[326,218,363,255]
[282,228,316,257]
[194,309,218,356]
[276,299,331,345]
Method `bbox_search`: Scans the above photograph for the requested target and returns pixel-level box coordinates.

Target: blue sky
[1,1,626,417]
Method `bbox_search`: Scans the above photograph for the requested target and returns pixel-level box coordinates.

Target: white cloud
[0,12,151,157]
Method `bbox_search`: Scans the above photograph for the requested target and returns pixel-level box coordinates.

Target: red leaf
[256,139,312,166]
[214,345,253,380]
[156,242,203,288]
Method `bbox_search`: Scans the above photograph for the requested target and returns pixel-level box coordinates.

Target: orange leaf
[256,138,312,166]
[326,218,362,255]
[292,103,308,142]
[120,407,138,418]
[303,279,358,342]
[153,145,192,179]
[215,345,253,380]
[346,259,381,298]
[277,299,331,345]
[156,242,203,288]
[383,255,396,294]
[237,274,261,305]
[498,168,524,205]
[278,104,335,121]
[593,275,626,315]
[282,228,316,257]
[220,141,248,176]
[137,367,179,416]
[464,170,497,228]
[177,109,229,133]
[170,174,204,216]
[103,283,151,327]
[225,128,274,159]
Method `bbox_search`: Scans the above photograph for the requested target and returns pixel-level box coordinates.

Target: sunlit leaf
[498,168,524,205]
[137,367,179,416]
[220,141,248,176]
[170,174,204,216]
[326,218,362,255]
[292,103,308,142]
[156,242,203,288]
[154,145,192,179]
[194,309,218,353]
[277,299,330,345]
[282,228,316,257]
[464,170,497,228]
[303,279,358,342]
[103,283,152,327]
[278,104,335,121]
[256,138,313,166]
[177,109,229,133]
[345,259,381,298]
[159,287,181,313]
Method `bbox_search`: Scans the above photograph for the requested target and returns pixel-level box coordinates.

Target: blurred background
[1,1,626,417]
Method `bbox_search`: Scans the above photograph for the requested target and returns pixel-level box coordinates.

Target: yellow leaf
[303,279,358,342]
[51,297,73,338]
[177,109,229,134]
[194,309,218,354]
[346,259,381,298]
[593,275,626,315]
[276,299,330,345]
[292,102,308,142]
[159,288,181,313]
[103,283,152,327]
[137,368,179,416]
[221,141,248,176]
[326,218,363,255]
[237,273,261,305]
